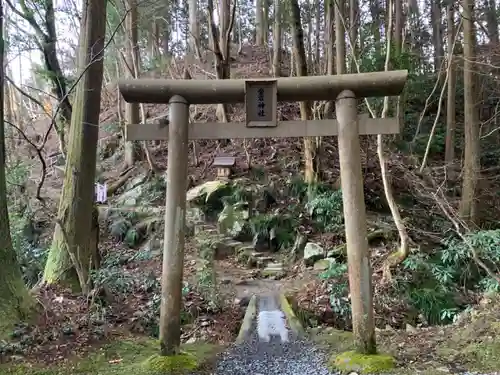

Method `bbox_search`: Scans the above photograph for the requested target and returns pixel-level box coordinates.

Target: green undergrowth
[311,305,500,374]
[0,337,223,375]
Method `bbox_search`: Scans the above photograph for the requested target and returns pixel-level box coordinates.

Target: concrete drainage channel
[213,293,338,375]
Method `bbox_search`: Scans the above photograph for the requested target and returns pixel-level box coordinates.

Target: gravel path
[213,294,338,375]
[211,294,498,375]
[214,332,338,375]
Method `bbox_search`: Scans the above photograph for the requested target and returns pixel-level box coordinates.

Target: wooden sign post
[119,70,408,356]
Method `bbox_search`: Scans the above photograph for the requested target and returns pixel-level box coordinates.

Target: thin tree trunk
[272,1,281,76]
[290,0,320,186]
[123,0,143,167]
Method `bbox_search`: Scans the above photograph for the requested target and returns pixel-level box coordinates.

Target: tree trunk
[124,0,143,168]
[0,0,34,328]
[16,0,73,157]
[307,1,313,69]
[188,0,200,56]
[256,0,265,45]
[290,0,320,186]
[324,0,346,117]
[484,0,500,72]
[335,0,346,75]
[272,1,282,77]
[431,1,444,72]
[323,0,335,118]
[444,3,456,165]
[207,0,235,123]
[379,0,410,280]
[326,0,335,76]
[44,0,107,292]
[394,0,404,126]
[349,0,359,72]
[314,0,321,67]
[459,0,480,226]
[369,0,382,52]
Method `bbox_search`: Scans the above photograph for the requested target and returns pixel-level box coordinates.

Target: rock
[213,238,244,260]
[126,173,148,190]
[187,180,226,201]
[186,207,205,225]
[406,323,417,333]
[185,207,204,237]
[313,258,335,271]
[235,246,257,267]
[217,203,250,239]
[253,253,274,267]
[185,337,197,344]
[254,188,277,212]
[327,245,346,259]
[118,184,145,206]
[194,224,216,236]
[303,242,325,266]
[117,176,167,208]
[261,262,286,279]
[99,136,121,159]
[141,237,163,256]
[186,180,231,216]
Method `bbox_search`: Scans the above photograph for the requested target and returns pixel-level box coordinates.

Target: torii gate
[118,70,408,355]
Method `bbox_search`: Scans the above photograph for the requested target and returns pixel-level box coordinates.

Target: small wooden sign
[245,79,278,128]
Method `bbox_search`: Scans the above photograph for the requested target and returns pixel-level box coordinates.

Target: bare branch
[5,76,46,111]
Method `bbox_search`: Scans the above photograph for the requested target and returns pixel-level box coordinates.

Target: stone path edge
[235,294,257,344]
[278,293,306,339]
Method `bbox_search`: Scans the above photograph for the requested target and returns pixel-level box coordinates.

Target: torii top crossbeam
[118,70,408,105]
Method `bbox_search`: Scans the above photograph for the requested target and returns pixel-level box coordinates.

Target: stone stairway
[194,223,286,279]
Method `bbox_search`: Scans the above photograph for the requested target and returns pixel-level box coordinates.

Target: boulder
[187,180,230,204]
[213,238,245,260]
[217,203,250,239]
[117,184,145,206]
[313,258,335,271]
[186,207,205,227]
[303,242,325,267]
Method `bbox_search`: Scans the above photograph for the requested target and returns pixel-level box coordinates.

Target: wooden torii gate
[119,70,408,355]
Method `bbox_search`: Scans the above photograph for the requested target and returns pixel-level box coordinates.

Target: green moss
[42,241,81,291]
[0,337,223,375]
[329,350,396,374]
[142,352,198,374]
[279,294,305,337]
[0,280,36,339]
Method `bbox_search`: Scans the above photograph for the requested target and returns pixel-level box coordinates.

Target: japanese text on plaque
[257,88,265,117]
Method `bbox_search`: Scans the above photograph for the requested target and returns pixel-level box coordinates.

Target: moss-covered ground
[312,303,500,374]
[0,337,224,375]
